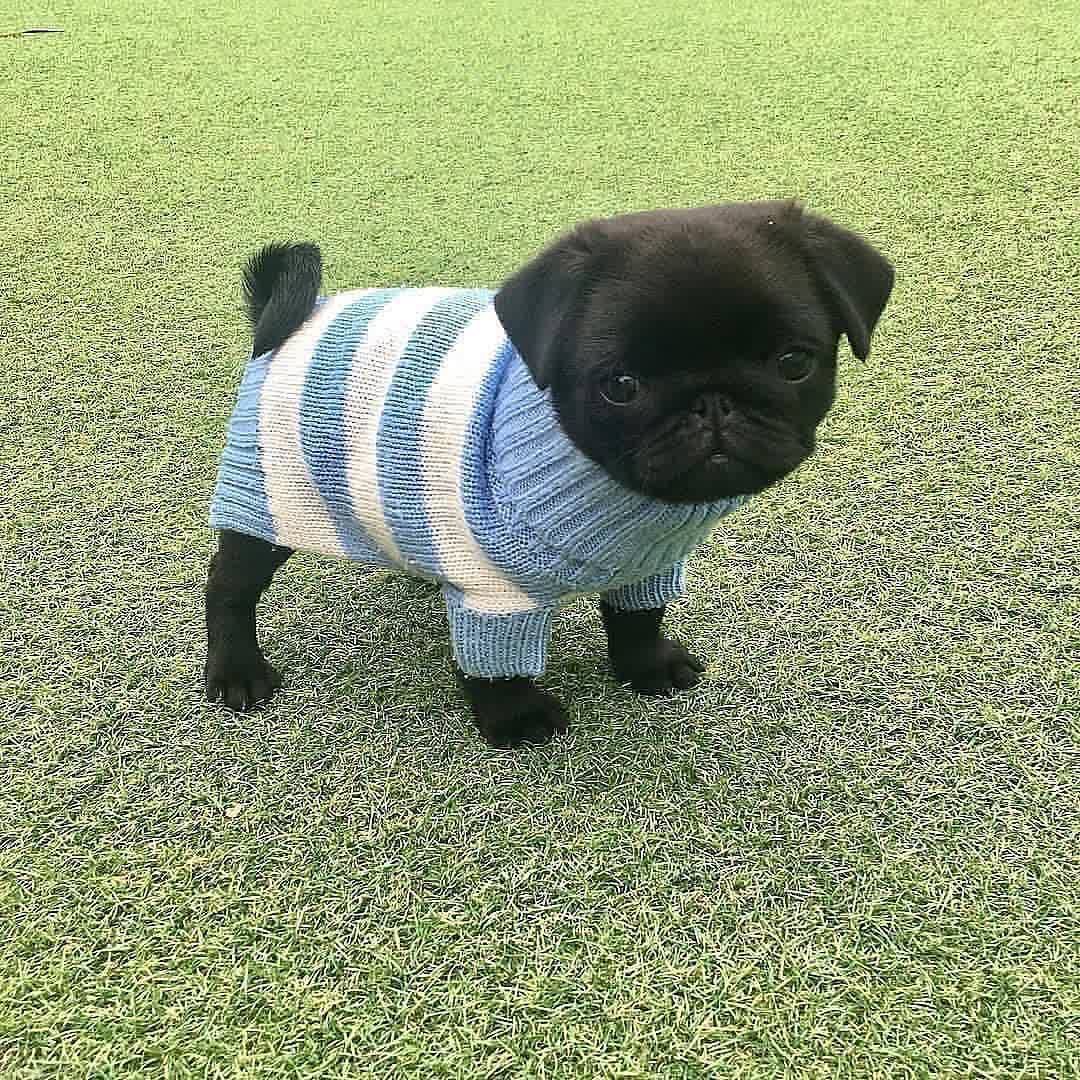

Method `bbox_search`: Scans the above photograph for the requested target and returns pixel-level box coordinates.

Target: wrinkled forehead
[584,246,835,374]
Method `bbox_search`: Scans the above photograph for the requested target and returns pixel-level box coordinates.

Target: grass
[1,0,1078,1075]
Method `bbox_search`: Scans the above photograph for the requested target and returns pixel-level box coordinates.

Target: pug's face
[494,201,894,503]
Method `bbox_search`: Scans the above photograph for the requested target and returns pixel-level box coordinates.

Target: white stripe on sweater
[260,290,374,555]
[421,305,537,615]
[344,288,457,567]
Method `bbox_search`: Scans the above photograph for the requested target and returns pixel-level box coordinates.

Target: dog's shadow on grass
[196,559,891,841]
[210,556,849,791]
[240,559,711,748]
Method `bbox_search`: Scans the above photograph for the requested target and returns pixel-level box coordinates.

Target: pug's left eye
[600,373,640,405]
[777,351,815,382]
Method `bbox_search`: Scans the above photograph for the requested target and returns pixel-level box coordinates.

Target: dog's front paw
[612,637,705,695]
[461,675,569,749]
[205,647,282,711]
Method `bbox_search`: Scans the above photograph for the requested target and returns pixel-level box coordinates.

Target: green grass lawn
[2,0,1078,1075]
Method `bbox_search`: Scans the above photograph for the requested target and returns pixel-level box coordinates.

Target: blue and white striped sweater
[211,287,748,676]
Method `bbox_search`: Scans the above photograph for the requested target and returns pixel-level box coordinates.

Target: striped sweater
[211,288,748,677]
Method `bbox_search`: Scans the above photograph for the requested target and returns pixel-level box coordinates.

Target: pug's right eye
[600,373,640,405]
[777,350,816,382]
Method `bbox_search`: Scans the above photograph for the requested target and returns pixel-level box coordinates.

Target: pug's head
[494,200,894,503]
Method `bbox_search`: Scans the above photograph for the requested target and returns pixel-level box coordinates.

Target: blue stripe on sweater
[376,289,494,574]
[300,289,400,558]
[210,352,277,543]
[458,340,560,604]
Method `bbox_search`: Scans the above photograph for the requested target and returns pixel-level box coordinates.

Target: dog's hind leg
[205,530,293,710]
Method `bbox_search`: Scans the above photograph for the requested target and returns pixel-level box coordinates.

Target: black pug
[205,200,893,747]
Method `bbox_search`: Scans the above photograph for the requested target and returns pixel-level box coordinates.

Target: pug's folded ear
[494,227,595,389]
[802,214,895,360]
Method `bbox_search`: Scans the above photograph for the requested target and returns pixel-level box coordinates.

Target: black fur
[600,602,705,694]
[208,204,894,747]
[458,675,569,749]
[495,200,894,503]
[242,242,323,357]
[205,530,292,709]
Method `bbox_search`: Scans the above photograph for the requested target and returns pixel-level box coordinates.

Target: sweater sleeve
[601,561,687,611]
[443,588,556,678]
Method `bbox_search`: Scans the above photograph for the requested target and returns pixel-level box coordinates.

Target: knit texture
[211,288,749,676]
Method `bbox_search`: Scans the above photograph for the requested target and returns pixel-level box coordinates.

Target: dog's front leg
[600,602,705,695]
[445,599,565,748]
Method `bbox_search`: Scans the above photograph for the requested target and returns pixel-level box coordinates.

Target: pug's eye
[777,351,815,382]
[600,373,640,405]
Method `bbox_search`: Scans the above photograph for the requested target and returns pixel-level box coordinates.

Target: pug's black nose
[692,395,733,423]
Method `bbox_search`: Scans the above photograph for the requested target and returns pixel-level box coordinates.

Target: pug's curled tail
[242,242,323,356]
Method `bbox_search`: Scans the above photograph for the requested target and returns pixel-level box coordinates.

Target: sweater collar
[486,333,748,581]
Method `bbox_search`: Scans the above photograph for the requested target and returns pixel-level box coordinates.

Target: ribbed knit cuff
[209,354,278,544]
[601,562,687,611]
[444,594,555,678]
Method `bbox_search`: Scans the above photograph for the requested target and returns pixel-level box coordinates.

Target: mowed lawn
[2,0,1078,1076]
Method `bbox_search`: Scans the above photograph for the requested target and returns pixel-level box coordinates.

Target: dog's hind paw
[205,649,282,711]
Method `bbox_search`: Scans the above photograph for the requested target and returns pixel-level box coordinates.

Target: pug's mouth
[633,449,773,503]
[632,427,820,502]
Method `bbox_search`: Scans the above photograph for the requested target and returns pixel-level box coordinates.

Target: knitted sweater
[211,288,748,677]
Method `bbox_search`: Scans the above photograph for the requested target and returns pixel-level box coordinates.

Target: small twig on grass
[0,27,64,38]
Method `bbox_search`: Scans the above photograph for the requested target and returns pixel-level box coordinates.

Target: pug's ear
[802,213,895,360]
[494,226,595,389]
